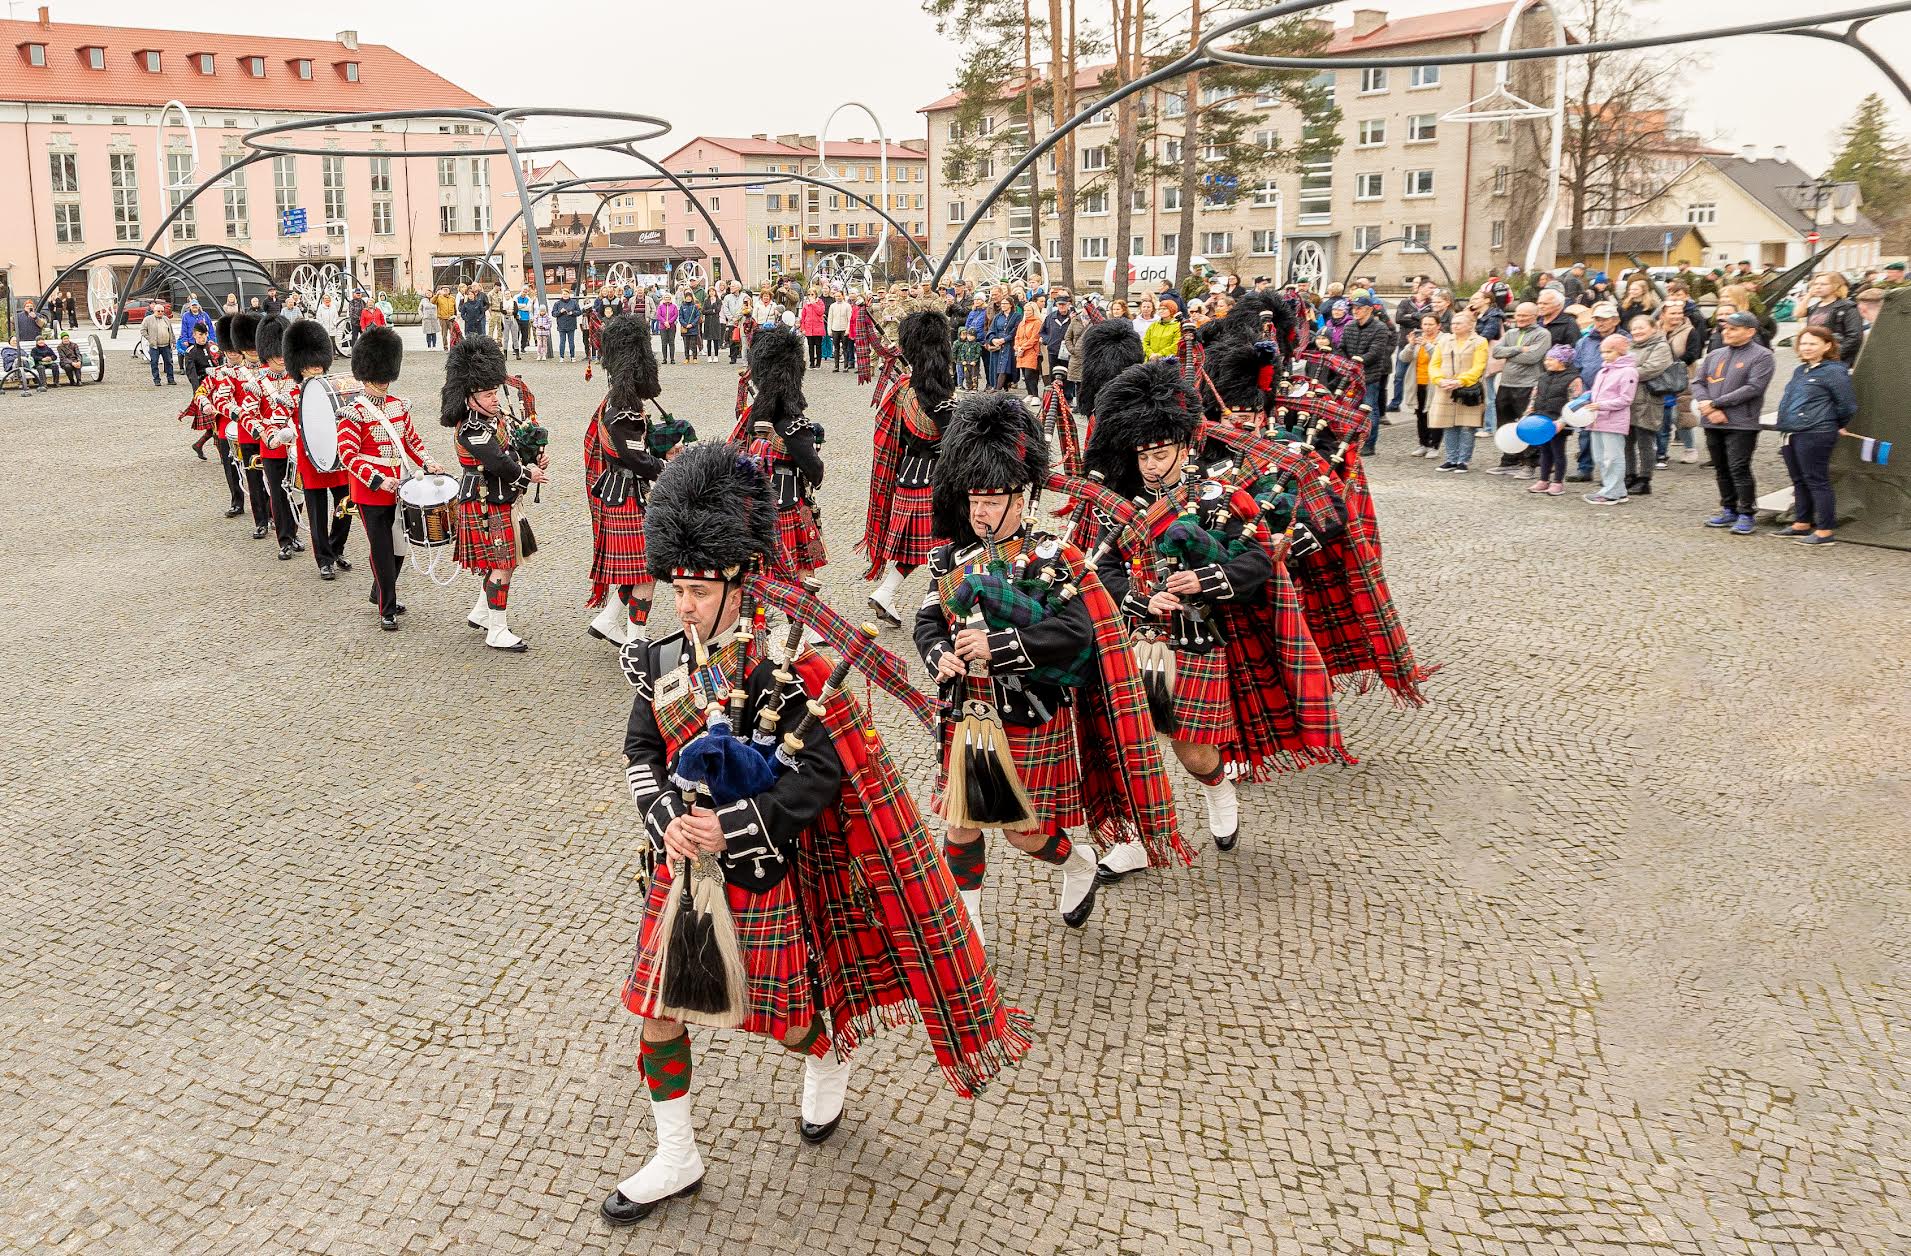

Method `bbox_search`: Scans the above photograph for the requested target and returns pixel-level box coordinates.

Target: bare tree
[1049,0,1079,286]
[1108,0,1146,299]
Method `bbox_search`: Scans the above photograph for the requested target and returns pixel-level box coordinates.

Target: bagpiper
[1083,360,1350,883]
[284,319,356,581]
[730,325,826,578]
[249,317,306,562]
[603,441,1027,1228]
[443,336,549,653]
[335,326,440,631]
[861,309,952,626]
[915,394,1188,944]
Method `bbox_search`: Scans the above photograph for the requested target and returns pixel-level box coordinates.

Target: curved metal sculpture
[1338,236,1457,292]
[810,251,875,294]
[816,102,892,272]
[38,245,233,324]
[959,238,1049,292]
[932,0,1911,285]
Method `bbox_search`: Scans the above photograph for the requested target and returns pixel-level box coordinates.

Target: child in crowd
[533,305,553,361]
[1584,335,1638,505]
[1526,344,1576,497]
[956,325,983,391]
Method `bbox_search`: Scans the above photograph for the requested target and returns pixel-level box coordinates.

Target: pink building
[0,8,526,313]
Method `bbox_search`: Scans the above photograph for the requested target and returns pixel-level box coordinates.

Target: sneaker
[1633,480,1652,496]
[1449,463,1469,474]
[1584,494,1626,505]
[1680,448,1700,464]
[1730,515,1756,536]
[1435,461,1457,471]
[1655,458,1670,469]
[1485,465,1518,476]
[1565,473,1592,483]
[1545,482,1564,496]
[1704,510,1737,528]
[1510,469,1532,480]
[1796,533,1836,547]
[1526,480,1550,494]
[1771,526,1813,538]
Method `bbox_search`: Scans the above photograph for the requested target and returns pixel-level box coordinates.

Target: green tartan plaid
[938,553,1093,689]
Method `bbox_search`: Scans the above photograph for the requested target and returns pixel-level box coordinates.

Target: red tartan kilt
[880,482,938,569]
[778,501,828,572]
[621,862,813,1042]
[1164,644,1236,747]
[936,707,1086,837]
[1290,552,1375,677]
[188,403,216,432]
[453,501,517,572]
[588,497,649,586]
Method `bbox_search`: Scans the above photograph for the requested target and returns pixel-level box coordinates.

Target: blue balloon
[1515,414,1559,445]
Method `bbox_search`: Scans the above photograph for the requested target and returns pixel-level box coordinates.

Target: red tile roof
[1324,4,1513,51]
[2,17,487,112]
[668,136,927,163]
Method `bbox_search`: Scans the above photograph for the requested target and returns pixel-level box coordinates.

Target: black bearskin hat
[254,316,288,364]
[213,313,235,354]
[644,441,781,582]
[898,309,955,415]
[440,335,508,428]
[1220,288,1296,345]
[602,315,660,413]
[746,324,806,427]
[351,325,403,386]
[229,311,260,354]
[284,318,334,378]
[1204,333,1272,415]
[1084,360,1202,495]
[932,392,1050,547]
[1075,318,1144,420]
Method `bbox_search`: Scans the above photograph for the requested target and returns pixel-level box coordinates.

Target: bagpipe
[502,374,548,503]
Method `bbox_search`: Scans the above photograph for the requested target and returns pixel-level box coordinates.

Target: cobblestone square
[3,337,1907,1255]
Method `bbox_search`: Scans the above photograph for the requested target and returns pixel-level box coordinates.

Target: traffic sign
[280,208,308,237]
[1806,231,1821,245]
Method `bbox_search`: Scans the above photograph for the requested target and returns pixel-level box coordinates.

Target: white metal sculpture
[959,238,1049,292]
[815,103,891,272]
[674,258,707,291]
[603,260,636,292]
[810,251,874,294]
[1288,240,1327,289]
[86,264,121,330]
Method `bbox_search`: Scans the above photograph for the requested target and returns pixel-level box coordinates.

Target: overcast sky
[38,0,1911,172]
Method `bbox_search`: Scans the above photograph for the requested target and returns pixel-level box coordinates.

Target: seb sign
[1104,254,1210,292]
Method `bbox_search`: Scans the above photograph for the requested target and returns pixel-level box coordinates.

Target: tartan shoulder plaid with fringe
[861,374,911,578]
[1038,381,1083,477]
[1214,540,1353,777]
[933,539,1092,690]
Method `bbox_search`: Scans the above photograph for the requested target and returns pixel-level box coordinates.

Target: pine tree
[1826,93,1911,252]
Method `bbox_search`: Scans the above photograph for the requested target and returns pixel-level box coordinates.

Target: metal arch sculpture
[958,237,1049,292]
[815,102,893,272]
[1338,236,1457,292]
[674,170,936,276]
[481,169,739,293]
[106,149,269,338]
[36,245,233,319]
[931,0,1911,286]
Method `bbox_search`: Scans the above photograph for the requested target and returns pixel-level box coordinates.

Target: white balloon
[1493,424,1529,455]
[1561,400,1595,429]
[780,311,798,328]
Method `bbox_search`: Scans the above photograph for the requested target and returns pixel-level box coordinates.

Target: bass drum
[296,373,360,475]
[397,472,460,549]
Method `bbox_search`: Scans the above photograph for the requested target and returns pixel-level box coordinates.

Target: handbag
[1453,383,1485,407]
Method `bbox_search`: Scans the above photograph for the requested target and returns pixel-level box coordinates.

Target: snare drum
[398,473,460,549]
[297,373,360,475]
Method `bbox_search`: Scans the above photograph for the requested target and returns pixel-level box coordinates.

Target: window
[468,158,488,188]
[1685,202,1716,225]
[84,46,104,70]
[1490,220,1506,250]
[1250,229,1280,256]
[372,198,393,236]
[1079,236,1108,260]
[54,202,83,244]
[1162,92,1186,118]
[1201,143,1225,162]
[223,164,249,239]
[1048,238,1063,259]
[322,156,347,233]
[1163,138,1182,164]
[1492,165,1508,196]
[1200,84,1233,108]
[1081,189,1108,215]
[1409,65,1440,89]
[196,52,215,75]
[1202,231,1234,255]
[845,223,859,238]
[1298,162,1332,223]
[975,116,994,136]
[827,193,840,210]
[1353,224,1381,251]
[686,227,695,243]
[914,193,924,209]
[369,156,391,196]
[1359,68,1388,93]
[1132,188,1148,212]
[246,56,265,77]
[341,61,359,82]
[766,193,780,211]
[1082,145,1107,171]
[1357,119,1386,147]
[437,158,457,188]
[864,166,874,182]
[1163,186,1181,211]
[1355,172,1384,201]
[49,150,78,193]
[1402,223,1432,252]
[1251,179,1279,208]
[975,156,994,179]
[1131,235,1146,256]
[141,50,161,73]
[273,154,298,222]
[1161,232,1178,254]
[1092,106,1115,124]
[473,203,491,233]
[947,120,962,142]
[26,42,46,66]
[767,224,779,241]
[293,59,313,80]
[1407,114,1437,143]
[1404,169,1434,197]
[439,204,458,233]
[168,152,199,241]
[1254,129,1278,153]
[109,152,140,241]
[947,201,965,223]
[709,196,719,212]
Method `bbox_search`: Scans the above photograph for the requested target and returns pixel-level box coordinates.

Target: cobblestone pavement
[3,335,1907,1256]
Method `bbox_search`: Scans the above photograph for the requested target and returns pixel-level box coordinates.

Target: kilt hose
[777,500,829,573]
[1164,644,1236,748]
[621,859,823,1050]
[879,482,938,571]
[453,500,518,573]
[936,708,1087,839]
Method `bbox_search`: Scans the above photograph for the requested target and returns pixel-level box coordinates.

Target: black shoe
[319,565,336,581]
[1634,480,1652,496]
[225,506,245,518]
[291,538,305,553]
[799,1111,845,1146]
[1624,474,1640,491]
[600,1179,702,1227]
[195,447,208,461]
[379,615,399,631]
[1564,474,1592,484]
[1061,880,1098,929]
[252,525,268,539]
[1214,827,1240,853]
[393,603,407,616]
[278,543,296,561]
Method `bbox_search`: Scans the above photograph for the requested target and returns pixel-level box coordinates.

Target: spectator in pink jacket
[800,295,829,368]
[1585,334,1638,505]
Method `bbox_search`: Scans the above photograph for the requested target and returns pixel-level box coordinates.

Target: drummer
[251,317,306,562]
[336,326,443,631]
[206,314,249,519]
[441,336,548,653]
[285,320,357,581]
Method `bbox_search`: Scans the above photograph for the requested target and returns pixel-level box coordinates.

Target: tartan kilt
[881,482,938,570]
[936,707,1086,837]
[186,395,216,431]
[1164,644,1236,747]
[587,496,648,586]
[453,501,517,572]
[777,500,828,572]
[621,860,814,1043]
[1290,553,1373,678]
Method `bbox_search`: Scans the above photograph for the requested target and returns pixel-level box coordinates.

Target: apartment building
[657,134,931,286]
[922,3,1556,294]
[0,9,525,309]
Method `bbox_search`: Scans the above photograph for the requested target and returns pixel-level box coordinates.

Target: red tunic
[336,395,428,507]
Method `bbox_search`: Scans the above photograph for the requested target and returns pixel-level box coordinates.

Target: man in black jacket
[1341,296,1396,454]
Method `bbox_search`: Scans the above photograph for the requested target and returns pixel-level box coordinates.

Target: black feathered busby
[213,313,235,355]
[284,318,334,378]
[1204,332,1275,415]
[1084,360,1203,496]
[602,315,660,414]
[440,335,508,428]
[229,311,260,355]
[644,441,781,582]
[932,392,1050,547]
[254,316,289,364]
[1075,318,1144,420]
[351,325,402,386]
[746,324,806,429]
[898,309,955,416]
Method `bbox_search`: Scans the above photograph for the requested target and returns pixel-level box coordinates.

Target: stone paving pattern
[2,334,1907,1256]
